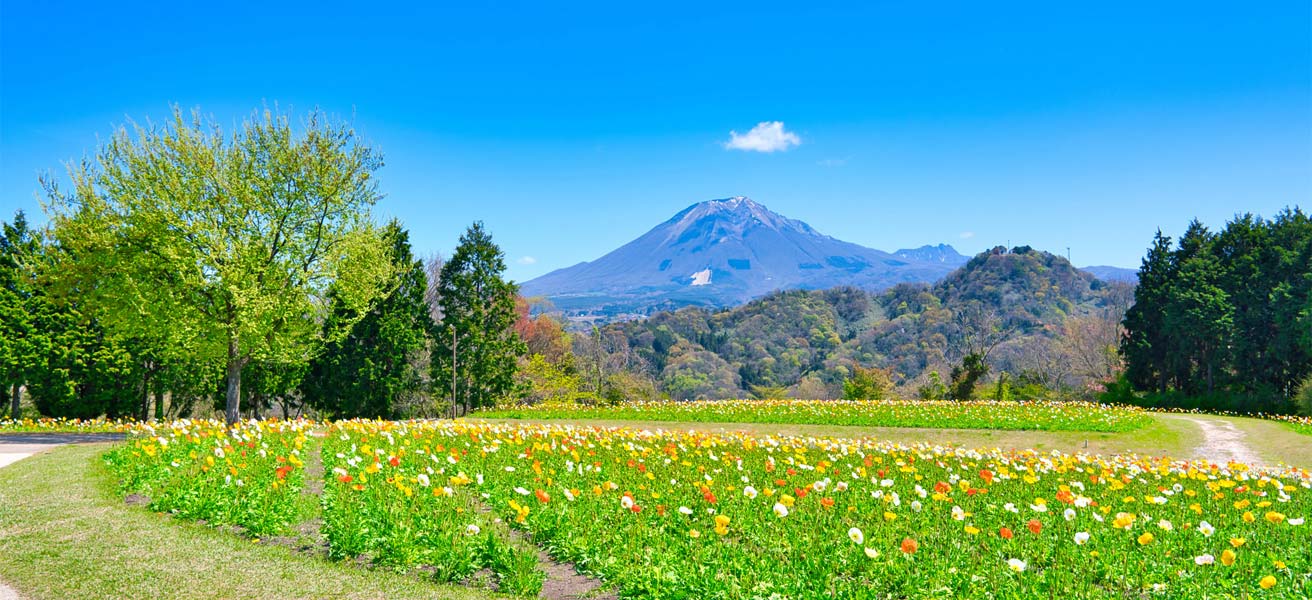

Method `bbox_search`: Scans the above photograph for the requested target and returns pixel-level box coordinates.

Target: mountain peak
[522,196,968,320]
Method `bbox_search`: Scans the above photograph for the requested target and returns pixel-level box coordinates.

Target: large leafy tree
[302,221,432,419]
[432,222,525,415]
[44,107,394,424]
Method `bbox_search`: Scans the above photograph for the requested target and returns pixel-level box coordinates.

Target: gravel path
[1167,415,1266,467]
[0,433,123,599]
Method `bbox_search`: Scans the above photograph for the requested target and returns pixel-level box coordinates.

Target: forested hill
[599,246,1132,400]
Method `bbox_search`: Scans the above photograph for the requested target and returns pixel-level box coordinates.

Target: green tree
[948,353,988,400]
[45,107,394,424]
[0,211,41,418]
[432,222,525,415]
[302,221,432,419]
[841,365,893,400]
[1122,230,1175,393]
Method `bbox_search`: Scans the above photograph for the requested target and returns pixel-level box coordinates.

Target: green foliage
[1121,210,1312,413]
[518,354,587,405]
[841,365,893,401]
[917,371,947,400]
[302,222,432,419]
[948,353,988,400]
[1292,375,1312,417]
[45,106,394,423]
[0,211,41,417]
[432,222,526,414]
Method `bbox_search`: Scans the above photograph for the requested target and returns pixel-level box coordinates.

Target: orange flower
[388,456,400,467]
[534,489,550,503]
[999,527,1014,540]
[900,537,919,554]
[979,469,994,484]
[820,497,835,509]
[1027,519,1043,535]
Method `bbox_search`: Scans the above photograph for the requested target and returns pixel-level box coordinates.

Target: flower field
[476,399,1154,433]
[101,418,1312,598]
[0,416,133,433]
[103,419,314,535]
[1270,415,1312,437]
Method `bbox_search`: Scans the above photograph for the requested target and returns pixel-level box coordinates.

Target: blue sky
[2,1,1308,282]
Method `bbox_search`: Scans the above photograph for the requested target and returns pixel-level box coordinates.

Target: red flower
[388,456,400,467]
[999,527,1014,540]
[934,481,951,494]
[1027,519,1043,535]
[338,475,353,483]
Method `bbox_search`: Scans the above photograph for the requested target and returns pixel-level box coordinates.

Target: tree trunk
[225,334,242,426]
[9,384,19,420]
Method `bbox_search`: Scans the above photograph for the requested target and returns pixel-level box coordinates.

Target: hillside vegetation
[591,247,1130,400]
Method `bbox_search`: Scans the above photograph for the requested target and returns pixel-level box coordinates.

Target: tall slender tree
[302,221,432,419]
[431,222,525,415]
[0,211,40,418]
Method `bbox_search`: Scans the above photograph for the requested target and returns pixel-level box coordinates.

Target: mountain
[893,244,969,266]
[522,197,964,318]
[1081,265,1139,283]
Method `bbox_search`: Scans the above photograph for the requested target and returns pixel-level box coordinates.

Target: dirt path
[1165,415,1266,466]
[0,433,123,600]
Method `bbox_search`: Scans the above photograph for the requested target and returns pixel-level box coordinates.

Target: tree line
[0,107,525,423]
[1117,210,1312,414]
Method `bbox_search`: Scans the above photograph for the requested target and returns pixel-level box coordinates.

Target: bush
[1297,375,1312,417]
[842,366,893,401]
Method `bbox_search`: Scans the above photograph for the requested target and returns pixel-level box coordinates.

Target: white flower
[678,506,693,515]
[465,524,480,536]
[1074,531,1090,545]
[620,495,634,510]
[1194,554,1214,566]
[514,487,530,495]
[952,506,967,521]
[743,485,758,499]
[1064,508,1076,521]
[1030,503,1048,513]
[1288,518,1304,526]
[880,479,895,487]
[773,502,789,518]
[1004,503,1019,513]
[417,474,430,487]
[812,480,827,493]
[563,488,576,502]
[863,547,879,559]
[848,527,864,545]
[910,501,923,512]
[1198,521,1215,537]
[1157,519,1173,531]
[835,481,849,492]
[1007,558,1027,572]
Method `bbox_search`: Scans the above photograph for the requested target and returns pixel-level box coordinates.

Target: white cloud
[959,231,975,239]
[517,256,537,265]
[724,121,801,153]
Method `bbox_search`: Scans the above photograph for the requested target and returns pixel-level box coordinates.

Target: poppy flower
[999,527,1014,540]
[900,537,918,554]
[1027,519,1042,534]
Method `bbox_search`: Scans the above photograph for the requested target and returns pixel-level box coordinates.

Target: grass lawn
[0,444,496,600]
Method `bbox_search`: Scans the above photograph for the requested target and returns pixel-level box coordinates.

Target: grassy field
[0,444,495,600]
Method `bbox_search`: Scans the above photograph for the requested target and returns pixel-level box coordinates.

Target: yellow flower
[780,494,795,507]
[1230,537,1246,548]
[1242,511,1256,523]
[1221,549,1236,566]
[883,511,897,522]
[1137,532,1154,545]
[1264,511,1285,524]
[1259,575,1276,590]
[688,529,701,539]
[964,526,980,535]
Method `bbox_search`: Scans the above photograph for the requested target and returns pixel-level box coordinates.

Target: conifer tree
[432,222,525,415]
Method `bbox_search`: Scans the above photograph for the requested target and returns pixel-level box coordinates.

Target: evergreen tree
[1121,230,1175,392]
[0,211,40,417]
[302,221,432,419]
[432,222,525,415]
